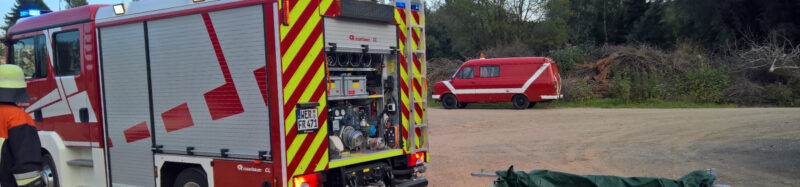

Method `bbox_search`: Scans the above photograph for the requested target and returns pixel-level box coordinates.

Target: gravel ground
[424,107,800,187]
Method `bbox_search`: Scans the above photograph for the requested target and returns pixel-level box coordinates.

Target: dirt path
[424,107,800,186]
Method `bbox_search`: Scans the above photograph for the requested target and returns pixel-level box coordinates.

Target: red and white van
[432,57,563,109]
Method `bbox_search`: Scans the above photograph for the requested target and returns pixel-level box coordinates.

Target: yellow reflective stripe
[16,175,40,186]
[0,79,27,88]
[0,138,4,166]
[328,149,404,169]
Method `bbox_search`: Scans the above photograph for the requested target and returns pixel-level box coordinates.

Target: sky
[1,0,130,32]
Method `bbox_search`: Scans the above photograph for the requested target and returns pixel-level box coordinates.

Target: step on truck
[2,0,430,186]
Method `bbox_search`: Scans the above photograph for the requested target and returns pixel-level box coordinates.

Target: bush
[763,83,794,106]
[550,46,588,75]
[565,79,596,102]
[724,77,766,106]
[609,77,632,102]
[674,65,729,103]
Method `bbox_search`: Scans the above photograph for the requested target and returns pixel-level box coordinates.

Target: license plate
[296,108,319,133]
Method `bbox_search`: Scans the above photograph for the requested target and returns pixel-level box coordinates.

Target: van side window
[54,30,81,76]
[11,35,47,79]
[458,67,474,79]
[479,66,499,78]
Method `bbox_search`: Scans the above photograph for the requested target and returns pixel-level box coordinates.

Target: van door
[450,66,478,102]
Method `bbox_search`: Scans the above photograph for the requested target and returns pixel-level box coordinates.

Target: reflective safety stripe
[0,78,25,82]
[14,170,42,180]
[0,138,4,166]
[16,175,41,186]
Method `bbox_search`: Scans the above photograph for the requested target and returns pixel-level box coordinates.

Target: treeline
[428,0,800,59]
[426,0,800,106]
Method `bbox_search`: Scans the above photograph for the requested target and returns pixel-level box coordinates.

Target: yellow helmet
[0,64,31,102]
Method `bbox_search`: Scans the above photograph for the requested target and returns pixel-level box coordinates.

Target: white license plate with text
[296,108,319,133]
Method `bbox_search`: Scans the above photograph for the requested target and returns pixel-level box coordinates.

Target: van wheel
[527,102,537,108]
[174,167,207,187]
[512,95,529,109]
[457,103,469,108]
[42,154,59,187]
[442,94,459,109]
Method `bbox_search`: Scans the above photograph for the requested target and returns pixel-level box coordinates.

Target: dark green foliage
[427,0,525,59]
[664,0,800,50]
[3,0,51,32]
[609,77,632,103]
[550,46,588,75]
[674,66,729,103]
[564,79,595,102]
[763,83,795,107]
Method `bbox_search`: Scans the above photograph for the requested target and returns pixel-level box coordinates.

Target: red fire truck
[2,0,429,186]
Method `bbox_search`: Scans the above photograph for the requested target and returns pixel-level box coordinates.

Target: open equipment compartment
[323,12,402,160]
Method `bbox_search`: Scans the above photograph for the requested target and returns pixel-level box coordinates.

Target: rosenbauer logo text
[237,164,270,173]
[349,35,377,42]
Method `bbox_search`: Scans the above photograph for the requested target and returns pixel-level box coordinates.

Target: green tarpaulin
[494,166,716,187]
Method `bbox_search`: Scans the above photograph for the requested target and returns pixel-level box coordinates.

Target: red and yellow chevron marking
[395,8,427,151]
[279,0,337,184]
[395,7,411,152]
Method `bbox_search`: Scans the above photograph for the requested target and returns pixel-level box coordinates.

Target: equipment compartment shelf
[329,67,381,72]
[328,94,384,101]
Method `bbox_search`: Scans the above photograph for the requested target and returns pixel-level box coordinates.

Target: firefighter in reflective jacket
[0,64,44,187]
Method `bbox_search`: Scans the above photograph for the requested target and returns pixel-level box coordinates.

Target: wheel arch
[513,93,531,101]
[160,162,205,187]
[38,131,88,187]
[155,154,214,187]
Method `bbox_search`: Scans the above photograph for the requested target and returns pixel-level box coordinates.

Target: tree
[627,0,673,47]
[3,0,51,32]
[427,0,519,59]
[526,0,570,53]
[663,0,800,50]
[65,0,88,9]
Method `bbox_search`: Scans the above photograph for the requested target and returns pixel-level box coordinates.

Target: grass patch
[537,98,737,108]
[428,98,737,109]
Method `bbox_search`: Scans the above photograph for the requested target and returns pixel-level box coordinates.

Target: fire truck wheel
[442,94,458,109]
[527,102,537,108]
[457,103,469,108]
[42,154,59,187]
[512,95,529,109]
[174,167,208,187]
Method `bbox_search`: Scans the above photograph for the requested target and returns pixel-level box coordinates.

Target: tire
[457,103,469,108]
[442,94,459,109]
[174,167,208,187]
[527,102,537,108]
[42,154,59,187]
[512,95,529,109]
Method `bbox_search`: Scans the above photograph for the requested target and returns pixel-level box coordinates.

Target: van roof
[8,5,108,36]
[462,57,552,66]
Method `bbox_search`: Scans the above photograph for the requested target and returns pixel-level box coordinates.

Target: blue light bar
[20,9,42,17]
[396,2,420,10]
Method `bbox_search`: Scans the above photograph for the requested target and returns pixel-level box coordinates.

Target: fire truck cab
[3,0,429,186]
